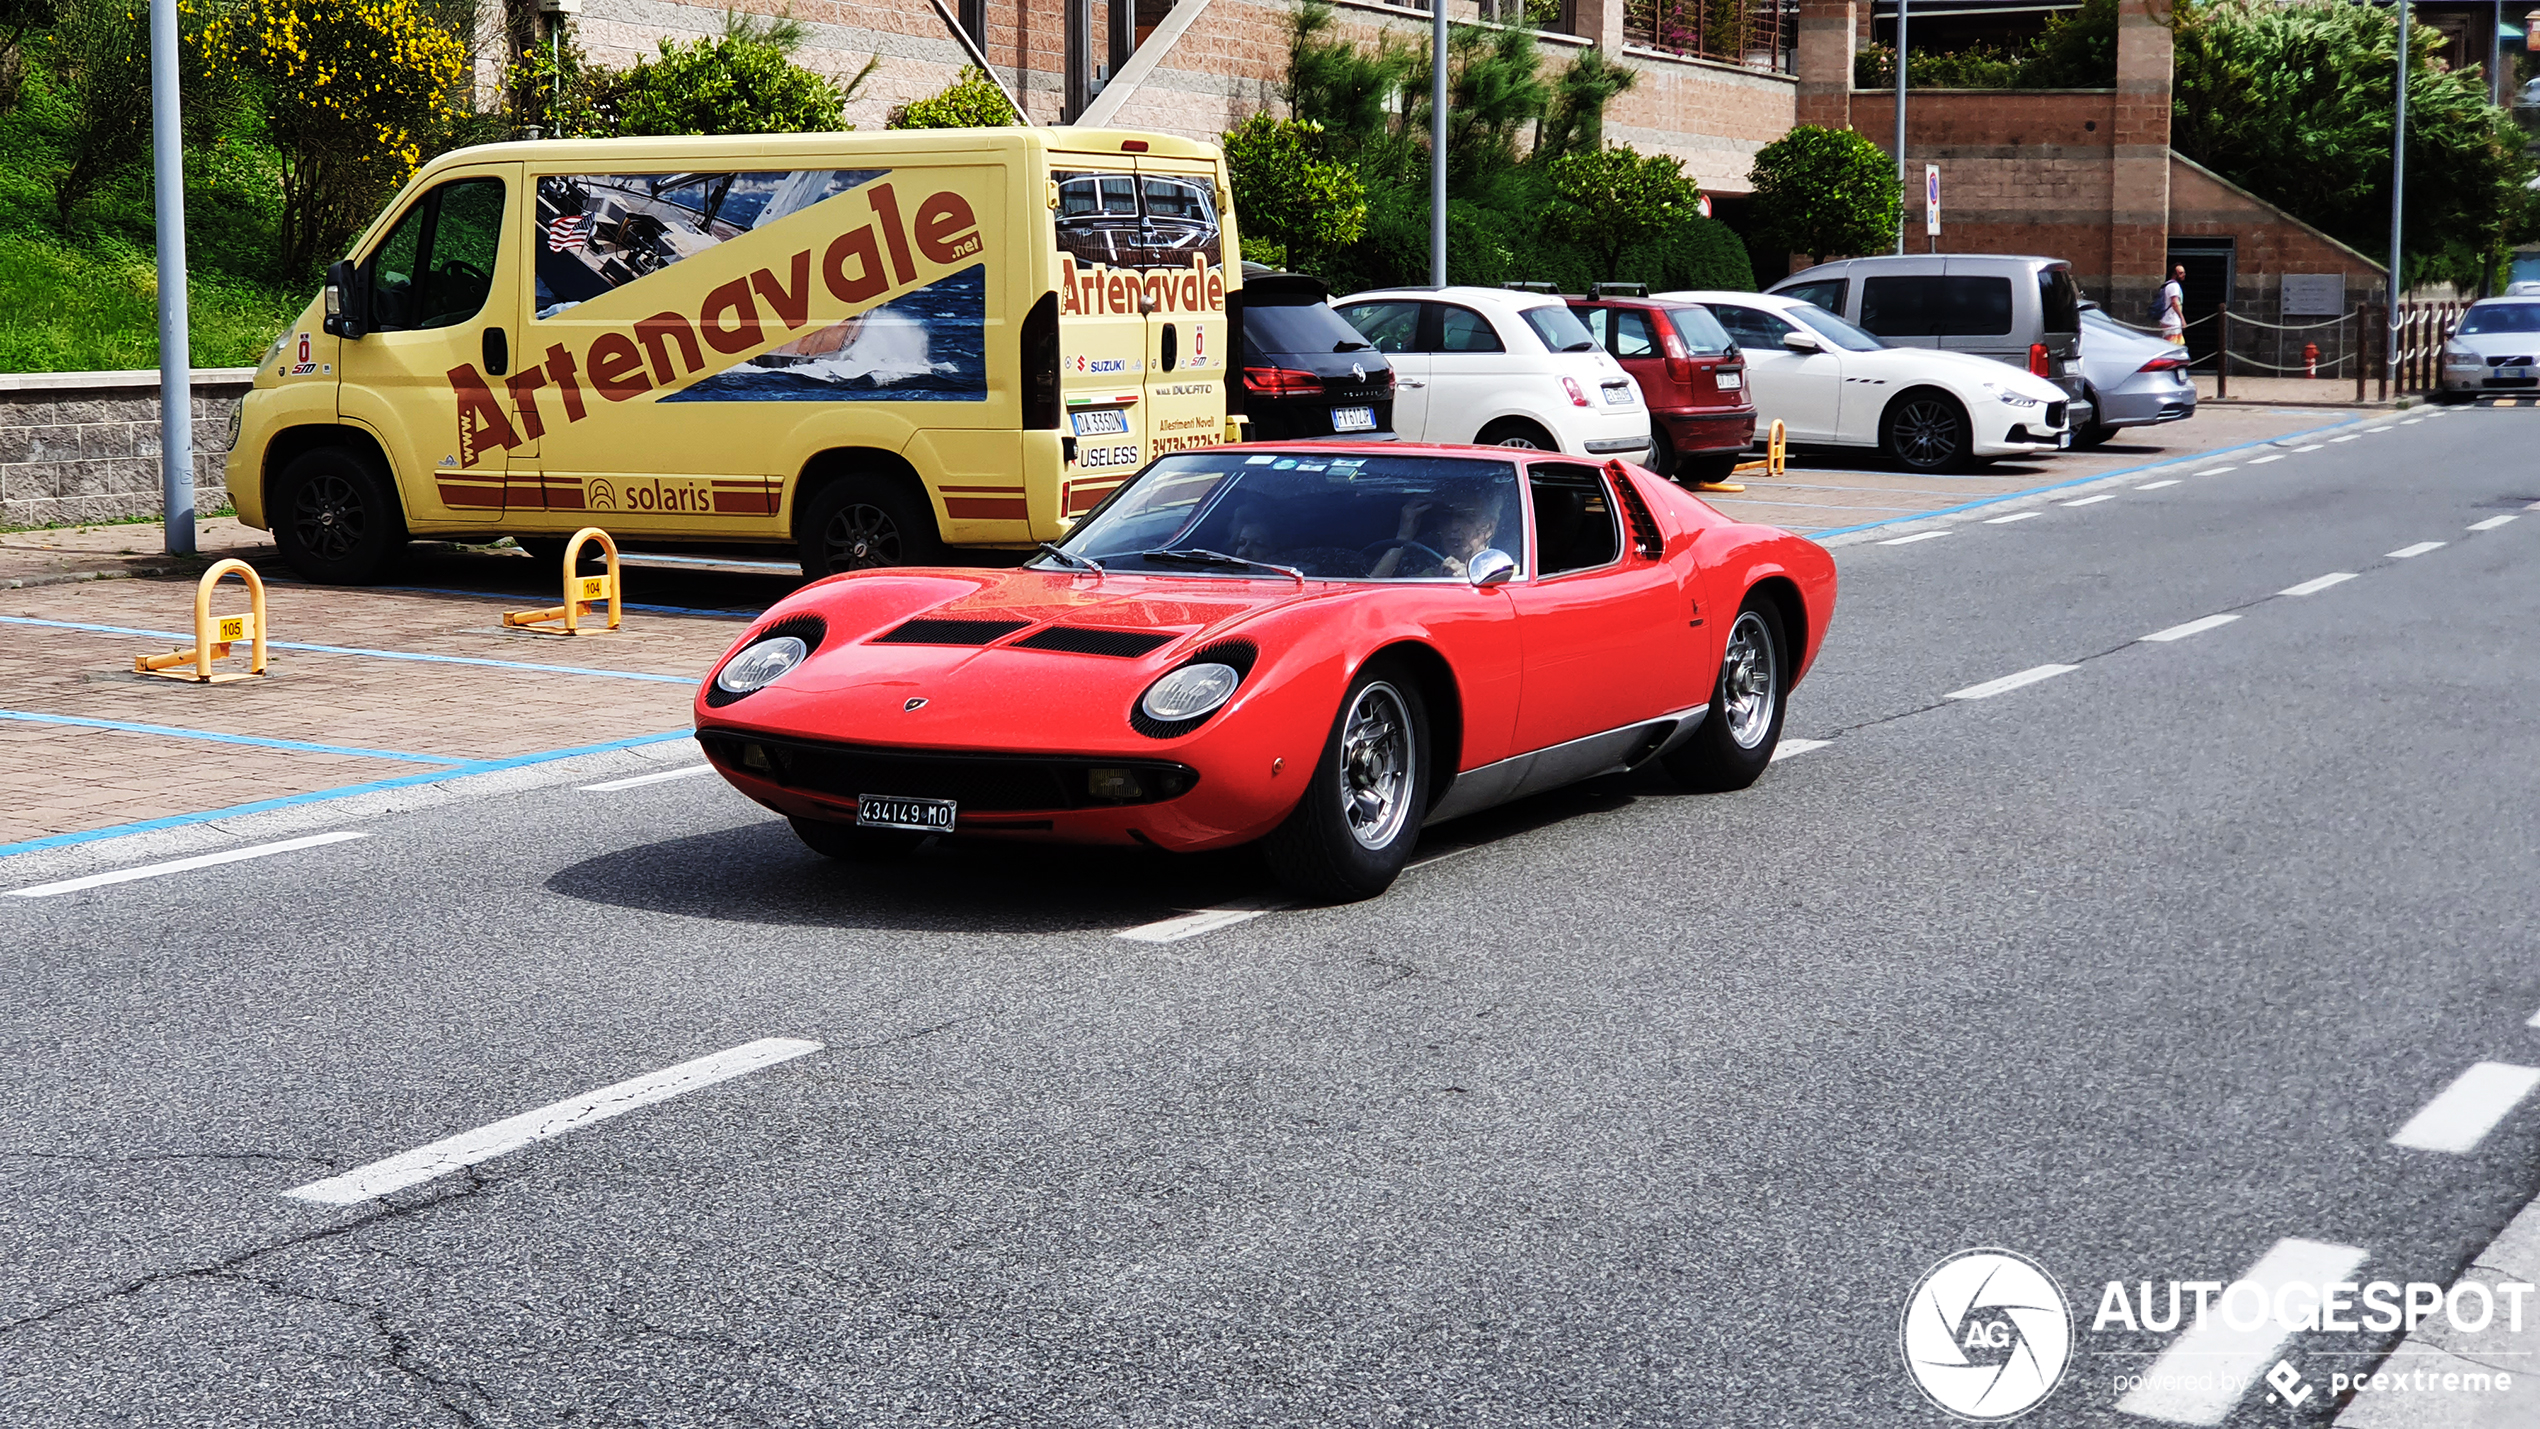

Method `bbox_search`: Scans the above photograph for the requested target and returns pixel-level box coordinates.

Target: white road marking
[2278,572,2356,596]
[2390,1062,2540,1153]
[1770,738,1831,763]
[1118,898,1288,943]
[2365,424,2395,432]
[2245,454,2285,465]
[2331,434,2360,443]
[2526,1006,2540,1029]
[2115,1238,2370,1425]
[2468,514,2519,532]
[2137,480,2180,490]
[580,765,716,792]
[1881,530,1950,546]
[2400,417,2423,425]
[2387,541,2446,559]
[2141,614,2241,643]
[1405,845,1483,873]
[2063,493,2117,506]
[1946,664,2078,700]
[6,831,369,898]
[282,1037,825,1205]
[2529,501,2540,510]
[1984,510,2042,524]
[2292,444,2324,452]
[2196,465,2237,475]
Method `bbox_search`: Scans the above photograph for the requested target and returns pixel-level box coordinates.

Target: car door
[1425,302,1508,444]
[1502,461,1694,766]
[1706,302,1844,443]
[1934,266,2019,368]
[335,166,518,525]
[1333,298,1428,438]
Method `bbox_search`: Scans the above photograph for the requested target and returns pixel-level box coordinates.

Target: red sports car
[695,443,1837,902]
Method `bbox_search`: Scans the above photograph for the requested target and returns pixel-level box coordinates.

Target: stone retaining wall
[0,369,254,530]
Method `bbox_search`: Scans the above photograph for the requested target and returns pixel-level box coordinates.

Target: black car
[1236,267,1396,440]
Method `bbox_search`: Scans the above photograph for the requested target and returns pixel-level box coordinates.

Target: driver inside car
[1369,496,1502,579]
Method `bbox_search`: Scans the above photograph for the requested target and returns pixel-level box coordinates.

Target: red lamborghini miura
[695,443,1837,902]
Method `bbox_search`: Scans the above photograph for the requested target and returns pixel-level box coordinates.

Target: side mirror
[1468,548,1518,588]
[1781,331,1822,354]
[323,259,367,339]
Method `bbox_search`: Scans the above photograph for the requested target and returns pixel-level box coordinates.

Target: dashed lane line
[2387,542,2447,559]
[2331,434,2360,442]
[2063,494,2117,507]
[2468,514,2519,532]
[282,1037,825,1205]
[2365,425,2395,433]
[1880,530,1951,546]
[1984,511,2042,525]
[2245,454,2286,465]
[1117,899,1287,943]
[2293,444,2325,452]
[2279,572,2357,597]
[2138,480,2180,490]
[2141,613,2241,643]
[2400,417,2424,425]
[2390,1062,2540,1154]
[1945,664,2078,701]
[2115,1238,2371,1425]
[6,831,369,898]
[1770,738,1831,763]
[581,765,717,792]
[2197,465,2238,476]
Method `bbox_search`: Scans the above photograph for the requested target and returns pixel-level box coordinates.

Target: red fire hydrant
[2305,342,2319,378]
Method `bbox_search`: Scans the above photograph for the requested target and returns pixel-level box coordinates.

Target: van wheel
[798,474,944,578]
[1882,390,1973,473]
[274,447,406,584]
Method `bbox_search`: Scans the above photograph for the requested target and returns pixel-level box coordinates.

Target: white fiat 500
[1660,290,2072,472]
[1332,286,1650,460]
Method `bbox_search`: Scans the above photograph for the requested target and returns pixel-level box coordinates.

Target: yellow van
[230,127,1241,582]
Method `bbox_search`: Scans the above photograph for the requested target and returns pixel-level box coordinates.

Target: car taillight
[1561,375,1589,407]
[1664,356,1695,384]
[1242,366,1323,396]
[2136,353,2188,373]
[2028,343,2050,377]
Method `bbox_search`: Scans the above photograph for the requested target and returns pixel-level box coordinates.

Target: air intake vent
[873,618,1030,646]
[1606,465,1666,558]
[1011,626,1177,657]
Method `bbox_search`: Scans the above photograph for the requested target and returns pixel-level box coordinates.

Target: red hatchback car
[1569,294,1756,485]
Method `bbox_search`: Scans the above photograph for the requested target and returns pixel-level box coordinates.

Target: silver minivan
[1770,255,2094,435]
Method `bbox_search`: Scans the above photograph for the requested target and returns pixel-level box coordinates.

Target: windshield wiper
[1130,547,1305,583]
[1036,541,1103,575]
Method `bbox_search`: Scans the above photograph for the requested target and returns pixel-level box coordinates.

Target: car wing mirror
[1468,548,1518,588]
[323,258,367,339]
[1781,331,1822,354]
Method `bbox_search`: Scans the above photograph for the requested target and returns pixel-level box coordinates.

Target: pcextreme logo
[1901,1249,2073,1421]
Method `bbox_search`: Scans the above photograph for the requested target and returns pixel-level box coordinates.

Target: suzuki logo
[904,697,928,712]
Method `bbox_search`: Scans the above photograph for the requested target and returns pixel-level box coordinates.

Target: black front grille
[873,618,1030,646]
[2496,355,2535,366]
[2045,401,2069,428]
[697,730,1197,811]
[1011,626,1176,657]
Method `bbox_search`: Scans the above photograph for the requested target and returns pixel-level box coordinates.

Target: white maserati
[1657,290,2073,473]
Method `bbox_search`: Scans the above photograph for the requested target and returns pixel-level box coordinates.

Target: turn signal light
[2028,343,2051,377]
[1561,375,1590,407]
[1243,366,1323,396]
[1088,767,1145,800]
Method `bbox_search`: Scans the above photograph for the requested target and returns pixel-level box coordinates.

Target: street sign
[1699,193,1713,219]
[2281,273,2344,317]
[1925,165,1941,237]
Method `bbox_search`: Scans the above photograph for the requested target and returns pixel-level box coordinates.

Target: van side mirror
[1781,330,1822,354]
[1468,548,1518,588]
[323,259,367,339]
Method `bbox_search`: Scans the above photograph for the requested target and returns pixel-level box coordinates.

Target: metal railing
[1622,0,1796,72]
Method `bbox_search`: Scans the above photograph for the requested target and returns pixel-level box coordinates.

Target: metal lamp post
[1895,0,1909,254]
[2387,0,2408,394]
[1432,0,1448,285]
[149,0,193,555]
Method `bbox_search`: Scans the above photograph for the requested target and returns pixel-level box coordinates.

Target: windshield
[1521,305,1598,353]
[1047,451,1527,580]
[2458,303,2540,335]
[1787,303,1887,352]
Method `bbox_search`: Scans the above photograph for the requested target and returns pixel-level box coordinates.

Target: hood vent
[1011,626,1176,657]
[874,617,1031,646]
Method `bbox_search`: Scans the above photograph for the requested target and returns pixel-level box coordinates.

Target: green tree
[1746,125,1902,262]
[1547,144,1701,280]
[611,12,876,137]
[0,0,54,109]
[2016,0,2117,87]
[1534,49,1635,163]
[888,65,1016,128]
[1222,112,1366,273]
[1284,0,1413,147]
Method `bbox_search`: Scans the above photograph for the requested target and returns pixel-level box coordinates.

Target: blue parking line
[1803,413,2372,541]
[0,709,463,765]
[327,580,765,620]
[0,615,700,684]
[0,729,696,859]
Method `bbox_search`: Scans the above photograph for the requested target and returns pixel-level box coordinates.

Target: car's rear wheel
[1475,418,1556,451]
[1882,390,1974,473]
[798,473,944,578]
[1663,597,1787,792]
[2073,422,2116,449]
[1647,423,1677,476]
[1682,453,1744,486]
[274,447,407,584]
[1262,662,1428,903]
[789,816,926,862]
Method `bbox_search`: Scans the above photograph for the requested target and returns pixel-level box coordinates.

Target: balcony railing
[1624,0,1795,72]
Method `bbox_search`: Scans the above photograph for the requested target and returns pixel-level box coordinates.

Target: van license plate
[1332,406,1375,432]
[858,795,956,832]
[1071,408,1130,436]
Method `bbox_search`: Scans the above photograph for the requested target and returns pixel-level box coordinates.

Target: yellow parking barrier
[1731,419,1788,479]
[502,527,622,636]
[135,559,270,684]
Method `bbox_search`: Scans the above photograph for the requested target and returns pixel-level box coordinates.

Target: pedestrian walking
[2159,264,2187,345]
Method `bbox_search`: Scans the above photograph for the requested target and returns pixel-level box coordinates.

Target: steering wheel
[1361,538,1448,572]
[441,260,490,285]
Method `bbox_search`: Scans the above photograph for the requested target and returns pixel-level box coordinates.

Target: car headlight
[1981,381,2043,409]
[715,635,808,695]
[2444,348,2483,367]
[1139,662,1241,722]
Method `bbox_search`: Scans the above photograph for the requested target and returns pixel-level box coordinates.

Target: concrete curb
[2334,1193,2540,1427]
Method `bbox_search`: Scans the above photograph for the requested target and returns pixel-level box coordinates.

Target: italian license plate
[1717,371,1743,390]
[858,795,956,832]
[2499,367,2530,379]
[1603,383,1635,406]
[1332,405,1375,432]
[1071,408,1130,436]
[2057,431,2073,449]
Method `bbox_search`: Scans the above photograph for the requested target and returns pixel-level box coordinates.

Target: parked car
[1235,266,1396,440]
[1660,291,2072,473]
[696,440,1835,901]
[1568,292,1757,484]
[1769,254,2094,435]
[2074,303,2196,445]
[2434,297,2540,401]
[1330,286,1650,460]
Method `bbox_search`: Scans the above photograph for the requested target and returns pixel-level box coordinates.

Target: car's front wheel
[1882,390,1974,473]
[1261,662,1428,903]
[1663,597,1787,792]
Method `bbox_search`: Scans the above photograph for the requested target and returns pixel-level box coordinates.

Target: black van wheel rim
[824,502,902,571]
[293,473,364,561]
[1893,399,1960,468]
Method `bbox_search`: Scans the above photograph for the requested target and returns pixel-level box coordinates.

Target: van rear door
[1050,165,1154,520]
[1128,159,1231,464]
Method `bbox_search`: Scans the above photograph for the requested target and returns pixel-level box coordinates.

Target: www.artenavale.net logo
[1902,1249,2074,1420]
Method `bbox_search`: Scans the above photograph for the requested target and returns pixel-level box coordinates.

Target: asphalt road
[3,404,2536,1427]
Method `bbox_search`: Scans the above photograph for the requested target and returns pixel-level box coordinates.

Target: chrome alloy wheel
[1338,680,1415,849]
[1890,397,1962,469]
[1720,610,1778,750]
[822,502,902,571]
